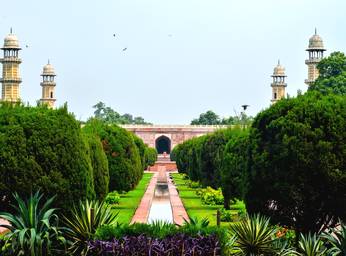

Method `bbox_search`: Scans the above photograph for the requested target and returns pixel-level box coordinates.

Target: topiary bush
[144,147,157,168]
[246,91,346,234]
[82,130,109,201]
[83,119,142,192]
[104,191,120,205]
[0,103,95,212]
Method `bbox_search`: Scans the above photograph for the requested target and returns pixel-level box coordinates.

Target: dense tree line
[92,102,151,124]
[173,51,346,234]
[0,103,157,212]
[190,110,253,126]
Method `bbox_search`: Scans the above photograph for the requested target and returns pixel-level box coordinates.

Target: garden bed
[171,173,245,226]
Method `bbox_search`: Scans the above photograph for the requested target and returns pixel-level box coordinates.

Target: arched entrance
[155,136,171,154]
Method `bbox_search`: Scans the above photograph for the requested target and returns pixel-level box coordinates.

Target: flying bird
[113,34,116,37]
[122,47,127,51]
[25,45,29,48]
[241,104,250,111]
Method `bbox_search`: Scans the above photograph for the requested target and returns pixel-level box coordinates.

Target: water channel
[147,178,173,223]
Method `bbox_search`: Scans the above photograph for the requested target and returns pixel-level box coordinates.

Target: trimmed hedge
[0,103,95,212]
[83,119,142,192]
[82,130,109,201]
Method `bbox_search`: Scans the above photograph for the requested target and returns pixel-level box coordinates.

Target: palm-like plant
[229,214,279,256]
[0,192,66,256]
[63,199,117,255]
[322,223,346,256]
[296,233,327,256]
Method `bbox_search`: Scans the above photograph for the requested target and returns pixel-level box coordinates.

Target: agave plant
[296,233,327,256]
[183,216,210,228]
[63,199,117,255]
[0,191,67,256]
[229,214,279,256]
[322,223,346,256]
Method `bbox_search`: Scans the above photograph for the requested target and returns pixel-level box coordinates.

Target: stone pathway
[131,172,158,224]
[131,166,189,226]
[167,173,189,225]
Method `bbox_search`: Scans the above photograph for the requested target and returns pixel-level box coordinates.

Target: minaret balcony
[0,77,22,83]
[305,79,315,85]
[271,82,287,87]
[305,59,321,64]
[40,82,56,86]
[0,57,22,63]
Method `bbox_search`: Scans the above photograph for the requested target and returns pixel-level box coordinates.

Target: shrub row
[0,103,157,212]
[173,91,346,234]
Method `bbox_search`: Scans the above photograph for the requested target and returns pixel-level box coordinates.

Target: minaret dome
[0,29,22,102]
[40,60,56,108]
[305,29,326,86]
[271,60,287,104]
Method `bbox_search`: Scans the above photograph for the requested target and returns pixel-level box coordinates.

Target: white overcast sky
[1,0,346,124]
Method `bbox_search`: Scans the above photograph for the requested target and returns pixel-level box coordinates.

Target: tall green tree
[0,103,95,212]
[83,119,142,192]
[221,128,249,209]
[82,130,109,201]
[310,51,346,95]
[246,92,346,234]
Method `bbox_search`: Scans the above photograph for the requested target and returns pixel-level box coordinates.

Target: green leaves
[296,233,327,256]
[0,191,66,256]
[63,199,118,255]
[310,51,346,95]
[229,214,279,255]
[247,92,346,234]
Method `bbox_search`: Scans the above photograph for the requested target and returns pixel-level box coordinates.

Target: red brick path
[167,172,189,225]
[131,167,189,225]
[131,173,158,224]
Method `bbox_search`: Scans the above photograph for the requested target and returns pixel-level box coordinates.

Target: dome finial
[315,27,317,35]
[10,27,12,34]
[278,59,280,65]
[48,59,50,65]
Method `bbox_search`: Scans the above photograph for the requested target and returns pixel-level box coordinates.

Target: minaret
[40,60,56,108]
[305,29,326,86]
[271,60,287,104]
[0,29,22,102]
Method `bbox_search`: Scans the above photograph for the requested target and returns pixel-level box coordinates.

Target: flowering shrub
[88,234,221,256]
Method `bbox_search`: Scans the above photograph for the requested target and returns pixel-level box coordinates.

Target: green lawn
[171,173,245,226]
[111,173,153,224]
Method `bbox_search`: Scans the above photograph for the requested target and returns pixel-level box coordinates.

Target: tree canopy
[0,103,95,212]
[310,51,346,95]
[190,110,253,126]
[92,102,151,125]
[83,119,143,192]
[246,92,346,234]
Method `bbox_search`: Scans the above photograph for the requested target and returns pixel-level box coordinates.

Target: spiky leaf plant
[322,223,346,256]
[229,214,279,256]
[296,233,327,256]
[0,192,67,256]
[63,199,117,255]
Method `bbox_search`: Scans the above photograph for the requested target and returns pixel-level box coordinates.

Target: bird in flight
[122,48,127,51]
[241,104,250,111]
[25,45,29,48]
[113,34,116,37]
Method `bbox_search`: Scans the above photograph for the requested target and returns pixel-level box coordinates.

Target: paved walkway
[131,167,189,226]
[167,173,189,225]
[131,172,158,224]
